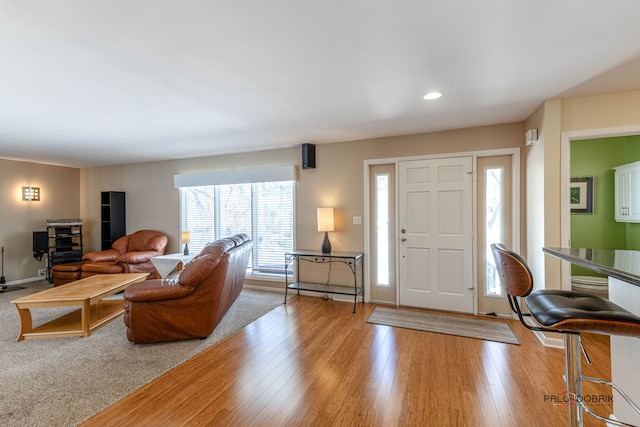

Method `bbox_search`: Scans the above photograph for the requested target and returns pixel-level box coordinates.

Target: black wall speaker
[32,231,48,260]
[302,143,316,169]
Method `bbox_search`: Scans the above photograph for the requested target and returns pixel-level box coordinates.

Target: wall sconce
[181,231,191,255]
[317,207,334,254]
[22,187,40,201]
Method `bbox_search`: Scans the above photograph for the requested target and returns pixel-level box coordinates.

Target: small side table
[151,253,196,278]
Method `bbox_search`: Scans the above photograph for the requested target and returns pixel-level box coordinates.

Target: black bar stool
[491,243,640,427]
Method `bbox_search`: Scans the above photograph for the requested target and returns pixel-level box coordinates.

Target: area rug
[367,306,520,345]
[0,280,285,427]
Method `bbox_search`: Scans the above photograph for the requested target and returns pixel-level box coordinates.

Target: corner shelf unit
[284,250,364,313]
[47,220,84,282]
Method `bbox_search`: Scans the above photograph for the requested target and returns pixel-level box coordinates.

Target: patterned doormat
[367,306,520,345]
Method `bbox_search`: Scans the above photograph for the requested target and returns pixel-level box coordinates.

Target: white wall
[79,123,524,290]
[526,127,546,290]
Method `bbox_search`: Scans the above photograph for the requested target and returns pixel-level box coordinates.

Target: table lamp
[181,231,191,255]
[317,208,334,254]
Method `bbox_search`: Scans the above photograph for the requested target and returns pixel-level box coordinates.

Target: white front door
[398,157,474,313]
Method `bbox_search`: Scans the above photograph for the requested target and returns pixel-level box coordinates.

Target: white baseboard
[2,276,43,287]
[477,311,514,319]
[243,284,364,305]
[532,329,564,349]
[243,284,285,294]
[515,315,565,349]
[243,284,332,299]
[332,293,352,303]
[256,286,347,300]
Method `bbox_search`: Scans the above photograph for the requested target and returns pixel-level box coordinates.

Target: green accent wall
[570,136,640,276]
[625,135,640,249]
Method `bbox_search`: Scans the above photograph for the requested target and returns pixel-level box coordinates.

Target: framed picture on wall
[570,177,594,214]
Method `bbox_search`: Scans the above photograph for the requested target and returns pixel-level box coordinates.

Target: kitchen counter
[543,247,640,287]
[543,247,640,425]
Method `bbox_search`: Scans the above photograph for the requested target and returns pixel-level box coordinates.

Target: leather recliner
[81,229,168,279]
[122,234,252,344]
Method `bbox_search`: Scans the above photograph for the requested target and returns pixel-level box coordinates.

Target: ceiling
[2,1,640,168]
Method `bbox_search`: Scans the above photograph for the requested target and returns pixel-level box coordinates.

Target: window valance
[174,165,296,188]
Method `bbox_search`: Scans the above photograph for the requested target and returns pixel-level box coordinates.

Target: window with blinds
[180,181,294,277]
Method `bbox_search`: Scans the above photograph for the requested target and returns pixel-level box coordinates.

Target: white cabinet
[614,161,640,222]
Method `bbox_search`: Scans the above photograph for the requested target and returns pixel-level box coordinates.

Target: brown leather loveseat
[122,234,252,344]
[81,230,168,279]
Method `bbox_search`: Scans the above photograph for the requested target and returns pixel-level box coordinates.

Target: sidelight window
[485,167,504,296]
[375,173,391,286]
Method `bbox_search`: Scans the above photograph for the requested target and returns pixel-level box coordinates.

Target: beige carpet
[367,306,520,345]
[0,280,284,427]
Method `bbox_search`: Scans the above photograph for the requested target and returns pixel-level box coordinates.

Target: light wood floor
[84,295,612,427]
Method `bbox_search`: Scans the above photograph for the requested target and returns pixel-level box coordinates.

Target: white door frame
[560,125,640,291]
[363,148,521,313]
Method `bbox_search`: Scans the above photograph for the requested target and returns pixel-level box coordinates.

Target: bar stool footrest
[579,376,640,427]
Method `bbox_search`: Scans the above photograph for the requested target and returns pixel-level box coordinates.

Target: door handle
[401,236,407,242]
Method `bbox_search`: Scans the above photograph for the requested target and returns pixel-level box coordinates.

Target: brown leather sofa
[122,234,252,344]
[81,230,168,279]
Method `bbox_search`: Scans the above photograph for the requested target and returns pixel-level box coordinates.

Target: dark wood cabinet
[101,191,126,250]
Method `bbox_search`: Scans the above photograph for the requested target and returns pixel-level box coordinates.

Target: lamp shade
[181,231,191,244]
[317,208,335,232]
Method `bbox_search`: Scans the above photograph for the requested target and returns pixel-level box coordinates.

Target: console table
[284,250,364,313]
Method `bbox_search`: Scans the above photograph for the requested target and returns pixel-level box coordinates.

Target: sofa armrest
[124,278,194,302]
[117,251,159,265]
[83,249,119,262]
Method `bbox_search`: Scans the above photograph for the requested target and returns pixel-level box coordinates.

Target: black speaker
[33,231,48,260]
[302,143,316,169]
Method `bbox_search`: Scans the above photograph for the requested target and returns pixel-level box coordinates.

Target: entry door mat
[367,307,520,345]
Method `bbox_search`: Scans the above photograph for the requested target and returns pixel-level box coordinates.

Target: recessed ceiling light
[423,91,442,100]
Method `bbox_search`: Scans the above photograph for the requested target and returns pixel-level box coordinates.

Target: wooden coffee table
[11,273,148,341]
